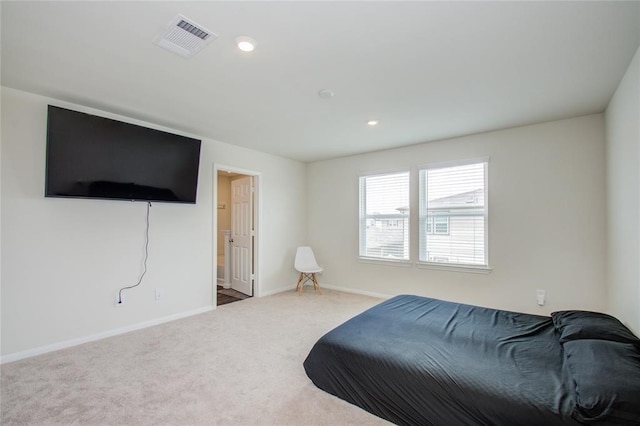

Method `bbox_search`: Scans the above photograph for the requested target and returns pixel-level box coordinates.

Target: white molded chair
[294,246,323,294]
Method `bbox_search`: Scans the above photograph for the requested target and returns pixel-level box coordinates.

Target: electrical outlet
[154,289,164,301]
[536,289,546,306]
[115,292,125,306]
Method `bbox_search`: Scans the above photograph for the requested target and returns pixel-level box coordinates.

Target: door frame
[213,163,261,306]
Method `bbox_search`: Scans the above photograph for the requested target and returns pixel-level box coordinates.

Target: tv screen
[45,106,201,203]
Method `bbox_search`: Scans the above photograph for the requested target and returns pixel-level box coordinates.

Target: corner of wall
[604,45,640,334]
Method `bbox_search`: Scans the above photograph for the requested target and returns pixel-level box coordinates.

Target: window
[419,161,488,267]
[434,216,450,234]
[359,171,410,261]
[425,216,450,235]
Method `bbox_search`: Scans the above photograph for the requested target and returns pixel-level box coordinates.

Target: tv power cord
[117,201,151,304]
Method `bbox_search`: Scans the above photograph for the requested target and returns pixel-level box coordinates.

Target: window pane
[434,216,449,235]
[359,172,410,260]
[419,162,487,266]
[426,217,433,234]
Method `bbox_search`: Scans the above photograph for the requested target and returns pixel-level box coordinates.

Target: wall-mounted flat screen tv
[45,105,201,204]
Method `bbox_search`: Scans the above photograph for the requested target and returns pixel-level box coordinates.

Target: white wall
[1,87,307,359]
[308,114,607,315]
[605,46,640,334]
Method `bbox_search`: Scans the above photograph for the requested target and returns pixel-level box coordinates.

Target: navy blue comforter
[304,295,582,425]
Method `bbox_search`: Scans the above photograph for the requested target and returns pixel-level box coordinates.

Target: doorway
[214,166,259,306]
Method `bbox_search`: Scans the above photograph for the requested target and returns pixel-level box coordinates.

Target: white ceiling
[2,1,639,162]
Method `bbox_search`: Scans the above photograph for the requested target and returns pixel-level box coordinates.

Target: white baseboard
[1,306,214,364]
[259,283,392,300]
[321,284,392,300]
[259,285,294,297]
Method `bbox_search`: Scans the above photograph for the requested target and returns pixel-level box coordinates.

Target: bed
[303,295,640,425]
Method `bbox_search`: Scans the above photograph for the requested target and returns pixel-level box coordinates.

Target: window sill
[417,262,492,274]
[358,257,413,268]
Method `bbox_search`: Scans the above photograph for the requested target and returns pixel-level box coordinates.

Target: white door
[231,176,253,296]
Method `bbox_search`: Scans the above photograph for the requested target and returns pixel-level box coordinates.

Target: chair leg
[296,272,304,294]
[296,272,322,295]
[312,273,322,294]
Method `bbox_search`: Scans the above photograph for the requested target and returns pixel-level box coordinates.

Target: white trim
[321,284,392,300]
[357,257,413,267]
[259,285,295,297]
[484,161,490,268]
[417,261,492,274]
[258,283,392,300]
[0,306,214,364]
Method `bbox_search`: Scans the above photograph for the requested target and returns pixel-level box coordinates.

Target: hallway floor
[216,286,251,306]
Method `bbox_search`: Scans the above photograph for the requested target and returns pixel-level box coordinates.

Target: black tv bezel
[45,105,202,204]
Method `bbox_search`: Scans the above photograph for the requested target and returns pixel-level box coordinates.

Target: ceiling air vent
[154,14,217,58]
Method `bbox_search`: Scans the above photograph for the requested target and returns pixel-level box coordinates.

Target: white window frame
[358,170,411,265]
[418,158,491,273]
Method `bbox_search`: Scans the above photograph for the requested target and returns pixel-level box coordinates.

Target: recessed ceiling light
[236,36,256,52]
[367,120,379,126]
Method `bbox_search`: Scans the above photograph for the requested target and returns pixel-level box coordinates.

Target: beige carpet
[1,290,391,425]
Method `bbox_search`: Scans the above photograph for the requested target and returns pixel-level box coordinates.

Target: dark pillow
[551,310,640,345]
[563,339,640,423]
